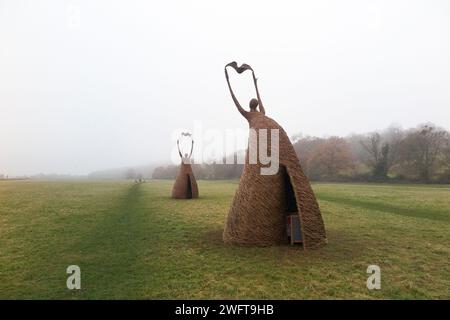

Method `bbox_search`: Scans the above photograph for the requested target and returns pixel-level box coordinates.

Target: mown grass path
[0,180,449,299]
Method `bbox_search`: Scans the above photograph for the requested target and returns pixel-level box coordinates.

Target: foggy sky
[1,0,450,176]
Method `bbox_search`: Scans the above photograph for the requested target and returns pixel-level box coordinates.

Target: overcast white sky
[1,0,449,176]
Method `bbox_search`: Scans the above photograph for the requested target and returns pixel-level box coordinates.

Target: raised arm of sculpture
[178,133,194,159]
[189,140,194,159]
[225,62,248,119]
[177,140,183,158]
[252,70,265,115]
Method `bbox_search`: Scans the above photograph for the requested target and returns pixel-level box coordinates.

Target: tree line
[152,123,450,183]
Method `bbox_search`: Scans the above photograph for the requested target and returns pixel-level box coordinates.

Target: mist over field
[1,0,450,178]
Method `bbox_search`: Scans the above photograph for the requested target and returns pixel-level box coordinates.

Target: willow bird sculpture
[223,62,327,249]
[171,133,199,199]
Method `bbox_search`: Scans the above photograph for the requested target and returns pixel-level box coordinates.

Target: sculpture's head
[249,98,259,111]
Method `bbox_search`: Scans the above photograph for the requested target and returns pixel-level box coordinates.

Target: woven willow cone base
[223,112,327,249]
[171,161,199,199]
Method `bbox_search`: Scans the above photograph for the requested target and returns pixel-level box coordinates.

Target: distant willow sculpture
[171,133,199,199]
[223,62,327,249]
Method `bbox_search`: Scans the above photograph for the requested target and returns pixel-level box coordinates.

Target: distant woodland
[152,123,450,183]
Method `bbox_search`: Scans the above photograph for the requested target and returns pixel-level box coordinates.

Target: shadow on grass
[318,194,450,223]
[72,183,152,297]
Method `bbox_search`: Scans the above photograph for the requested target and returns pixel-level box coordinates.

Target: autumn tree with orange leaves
[307,137,355,180]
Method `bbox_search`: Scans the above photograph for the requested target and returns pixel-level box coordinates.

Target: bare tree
[441,133,450,181]
[359,126,404,179]
[360,132,389,179]
[398,124,447,182]
[383,125,404,169]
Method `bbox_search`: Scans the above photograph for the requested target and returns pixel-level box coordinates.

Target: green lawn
[0,180,449,299]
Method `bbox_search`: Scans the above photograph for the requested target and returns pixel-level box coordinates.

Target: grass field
[0,180,449,299]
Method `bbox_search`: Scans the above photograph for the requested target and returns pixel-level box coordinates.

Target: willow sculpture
[171,133,199,199]
[223,62,327,249]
